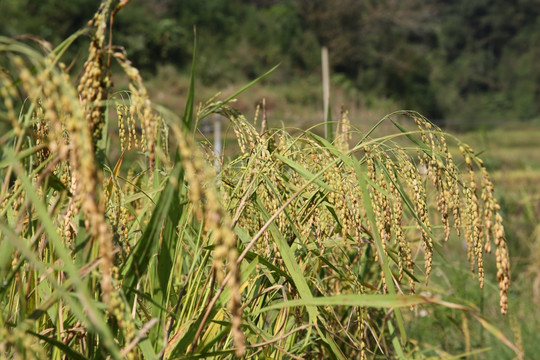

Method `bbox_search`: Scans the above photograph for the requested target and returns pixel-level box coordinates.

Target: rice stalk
[0,2,516,358]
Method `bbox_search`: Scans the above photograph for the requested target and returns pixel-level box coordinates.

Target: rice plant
[0,2,518,359]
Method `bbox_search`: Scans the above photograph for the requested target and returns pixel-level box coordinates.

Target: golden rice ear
[221,111,511,316]
[6,41,116,309]
[113,51,159,172]
[171,124,246,355]
[78,0,112,147]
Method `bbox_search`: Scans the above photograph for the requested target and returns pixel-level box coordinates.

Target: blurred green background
[1,0,538,127]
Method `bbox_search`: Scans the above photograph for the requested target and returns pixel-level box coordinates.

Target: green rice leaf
[256,294,428,313]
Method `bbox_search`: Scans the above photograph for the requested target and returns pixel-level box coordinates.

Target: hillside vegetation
[1,0,538,125]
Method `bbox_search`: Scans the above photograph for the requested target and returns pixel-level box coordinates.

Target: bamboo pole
[321,46,331,140]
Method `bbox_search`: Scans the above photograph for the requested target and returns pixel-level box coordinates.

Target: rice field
[0,2,537,359]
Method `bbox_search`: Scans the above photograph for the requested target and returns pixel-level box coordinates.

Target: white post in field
[322,46,330,139]
[214,114,222,171]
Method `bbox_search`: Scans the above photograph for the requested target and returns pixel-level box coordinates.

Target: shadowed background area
[1,0,538,127]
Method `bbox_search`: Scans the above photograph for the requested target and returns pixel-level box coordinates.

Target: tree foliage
[1,0,538,124]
